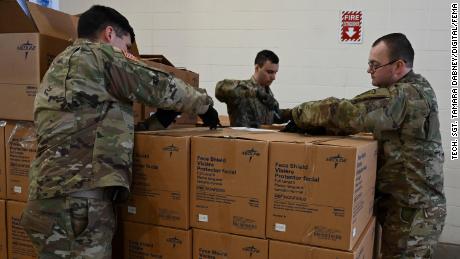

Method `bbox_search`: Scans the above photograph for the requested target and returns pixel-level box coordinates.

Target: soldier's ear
[395,59,410,78]
[100,26,114,43]
[255,64,261,73]
[396,59,405,69]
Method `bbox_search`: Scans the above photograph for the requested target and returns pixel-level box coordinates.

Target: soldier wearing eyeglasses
[283,33,445,258]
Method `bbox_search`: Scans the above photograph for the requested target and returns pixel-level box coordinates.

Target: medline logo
[17,41,36,59]
[242,245,260,256]
[242,148,260,162]
[162,144,179,157]
[166,236,182,248]
[326,154,346,168]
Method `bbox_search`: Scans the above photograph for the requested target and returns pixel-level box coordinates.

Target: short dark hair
[372,33,414,68]
[78,5,135,43]
[254,50,279,66]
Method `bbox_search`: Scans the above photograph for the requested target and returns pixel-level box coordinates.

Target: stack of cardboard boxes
[0,1,78,258]
[119,128,208,258]
[191,130,377,258]
[119,128,378,259]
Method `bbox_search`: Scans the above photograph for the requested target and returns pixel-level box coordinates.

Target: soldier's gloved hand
[135,121,149,131]
[199,106,221,129]
[256,87,278,110]
[274,108,292,124]
[280,109,293,121]
[155,108,181,128]
[281,120,301,133]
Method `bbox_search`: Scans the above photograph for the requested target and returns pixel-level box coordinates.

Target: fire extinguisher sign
[341,11,363,43]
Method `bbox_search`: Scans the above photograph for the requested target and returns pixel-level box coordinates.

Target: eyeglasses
[368,59,401,72]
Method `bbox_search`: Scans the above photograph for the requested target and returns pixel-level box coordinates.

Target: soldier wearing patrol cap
[283,33,446,258]
[20,5,220,258]
[215,50,291,128]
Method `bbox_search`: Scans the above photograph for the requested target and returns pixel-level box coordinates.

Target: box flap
[196,128,271,141]
[0,0,37,33]
[138,127,215,137]
[27,2,77,40]
[139,128,372,146]
[245,132,317,142]
[234,131,341,144]
[131,42,140,57]
[141,54,174,66]
[319,136,377,148]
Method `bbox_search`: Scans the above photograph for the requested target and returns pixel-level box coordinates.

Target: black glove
[280,120,301,132]
[135,109,181,130]
[135,121,149,131]
[155,108,181,128]
[199,106,221,129]
[281,120,329,135]
[273,108,292,124]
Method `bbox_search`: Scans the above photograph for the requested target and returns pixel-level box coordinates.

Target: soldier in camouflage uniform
[283,33,446,258]
[20,5,219,258]
[215,50,290,127]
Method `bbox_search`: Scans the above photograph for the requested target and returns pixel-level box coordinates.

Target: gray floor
[433,243,460,259]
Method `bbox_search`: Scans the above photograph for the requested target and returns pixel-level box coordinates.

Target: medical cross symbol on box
[341,11,362,43]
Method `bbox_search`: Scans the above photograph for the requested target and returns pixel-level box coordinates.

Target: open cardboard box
[0,0,78,121]
[139,55,200,125]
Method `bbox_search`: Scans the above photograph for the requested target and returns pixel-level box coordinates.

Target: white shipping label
[128,206,137,214]
[275,223,286,232]
[198,214,208,222]
[14,186,22,194]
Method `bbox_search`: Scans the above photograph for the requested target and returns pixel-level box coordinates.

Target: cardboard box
[193,228,268,259]
[374,221,382,259]
[5,121,37,202]
[0,1,76,120]
[190,130,269,238]
[269,217,376,259]
[122,130,192,229]
[7,200,38,259]
[140,55,200,125]
[140,55,174,67]
[0,200,7,259]
[123,221,192,259]
[0,122,6,199]
[121,128,219,229]
[266,135,377,250]
[140,56,199,87]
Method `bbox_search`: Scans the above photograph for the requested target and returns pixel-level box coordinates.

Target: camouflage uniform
[291,71,446,258]
[22,39,212,258]
[215,77,286,127]
[21,196,115,258]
